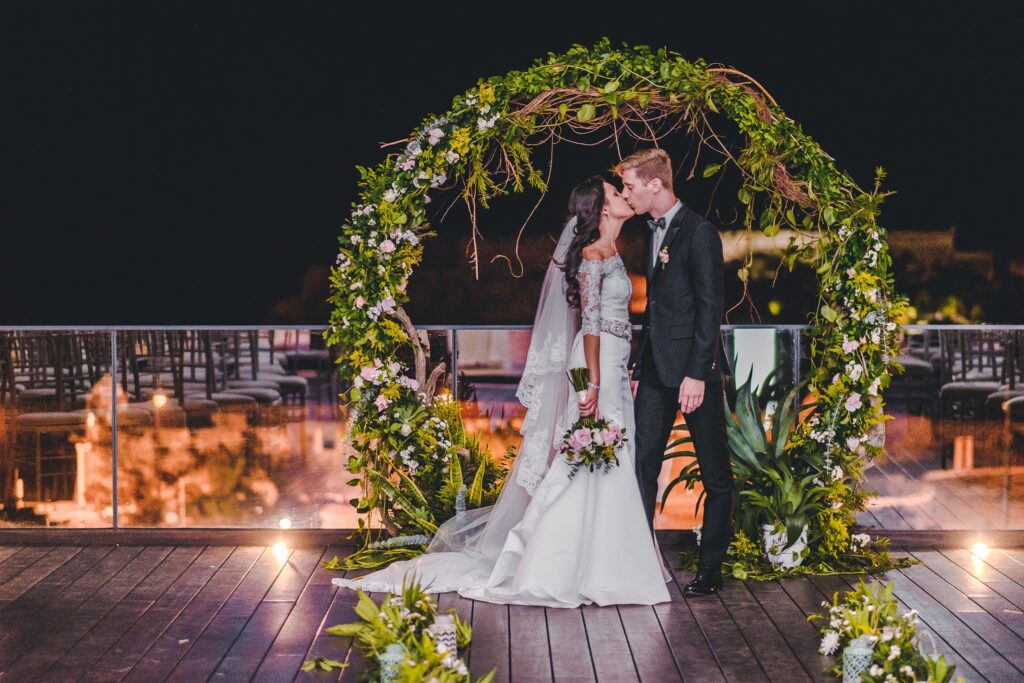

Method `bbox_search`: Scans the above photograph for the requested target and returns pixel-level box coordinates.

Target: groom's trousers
[634,345,734,570]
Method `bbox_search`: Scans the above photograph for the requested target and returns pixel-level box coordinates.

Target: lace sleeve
[578,258,604,337]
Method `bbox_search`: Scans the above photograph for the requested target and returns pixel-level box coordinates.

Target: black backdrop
[1,2,1018,324]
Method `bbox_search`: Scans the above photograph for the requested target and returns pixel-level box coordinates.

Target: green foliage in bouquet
[810,580,963,682]
[309,574,495,682]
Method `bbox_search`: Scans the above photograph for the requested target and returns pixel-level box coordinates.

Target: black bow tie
[647,216,666,232]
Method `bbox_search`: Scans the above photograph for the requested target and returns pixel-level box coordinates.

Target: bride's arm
[578,257,603,417]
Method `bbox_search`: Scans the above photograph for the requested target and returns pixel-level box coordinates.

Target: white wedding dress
[333,229,671,608]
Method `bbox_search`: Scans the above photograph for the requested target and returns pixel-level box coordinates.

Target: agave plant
[660,364,822,547]
[740,466,829,547]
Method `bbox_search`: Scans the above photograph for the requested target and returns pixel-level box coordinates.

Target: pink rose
[842,339,859,354]
[360,366,378,381]
[574,428,592,447]
[374,394,390,411]
[844,393,862,412]
[355,296,365,309]
[380,239,396,253]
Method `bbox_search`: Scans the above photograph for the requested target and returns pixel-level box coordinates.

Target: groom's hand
[628,368,638,400]
[678,377,705,414]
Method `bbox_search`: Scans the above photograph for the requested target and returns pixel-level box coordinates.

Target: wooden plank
[39,546,203,682]
[746,579,833,682]
[0,546,116,654]
[618,604,682,681]
[653,549,724,682]
[664,558,767,682]
[580,603,638,682]
[716,579,812,682]
[0,545,23,565]
[213,548,330,681]
[297,568,355,683]
[545,607,596,682]
[0,545,139,669]
[0,547,51,586]
[921,549,1024,633]
[251,548,335,682]
[78,545,234,682]
[211,601,295,682]
[902,551,1024,671]
[942,548,1024,612]
[167,546,289,680]
[468,601,509,683]
[509,603,553,681]
[2,546,173,680]
[0,545,82,609]
[119,546,263,681]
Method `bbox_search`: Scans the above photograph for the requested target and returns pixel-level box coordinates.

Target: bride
[332,176,671,608]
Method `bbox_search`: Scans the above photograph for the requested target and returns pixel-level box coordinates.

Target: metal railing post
[110,329,118,529]
[451,329,459,400]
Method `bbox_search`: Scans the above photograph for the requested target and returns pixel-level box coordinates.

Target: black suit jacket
[630,202,731,387]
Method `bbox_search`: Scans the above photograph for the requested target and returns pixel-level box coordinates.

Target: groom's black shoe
[683,566,723,597]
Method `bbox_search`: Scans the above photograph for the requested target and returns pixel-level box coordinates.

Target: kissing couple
[334,148,734,606]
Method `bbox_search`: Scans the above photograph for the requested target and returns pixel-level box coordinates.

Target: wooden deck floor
[1,544,1024,681]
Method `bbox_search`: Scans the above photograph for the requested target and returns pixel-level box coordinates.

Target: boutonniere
[658,245,670,268]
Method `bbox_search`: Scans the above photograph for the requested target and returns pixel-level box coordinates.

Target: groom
[615,149,733,597]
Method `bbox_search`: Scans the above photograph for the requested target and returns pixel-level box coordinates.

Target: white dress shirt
[651,199,683,269]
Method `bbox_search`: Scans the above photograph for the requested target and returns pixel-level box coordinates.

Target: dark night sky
[1,2,1018,324]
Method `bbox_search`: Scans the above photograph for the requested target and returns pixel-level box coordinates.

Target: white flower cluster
[434,640,469,676]
[425,416,453,462]
[477,104,499,130]
[396,444,419,475]
[850,532,871,549]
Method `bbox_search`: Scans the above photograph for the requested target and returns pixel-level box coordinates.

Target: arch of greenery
[325,39,907,576]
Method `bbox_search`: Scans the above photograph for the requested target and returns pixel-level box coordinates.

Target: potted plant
[741,466,828,569]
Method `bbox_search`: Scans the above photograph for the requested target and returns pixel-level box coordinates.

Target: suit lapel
[647,203,689,284]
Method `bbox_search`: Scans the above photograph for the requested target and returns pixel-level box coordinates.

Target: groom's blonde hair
[612,148,673,190]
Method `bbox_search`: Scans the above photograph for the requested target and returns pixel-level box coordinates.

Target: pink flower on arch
[375,394,390,411]
[844,393,863,412]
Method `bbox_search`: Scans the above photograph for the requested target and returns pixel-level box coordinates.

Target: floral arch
[325,39,907,574]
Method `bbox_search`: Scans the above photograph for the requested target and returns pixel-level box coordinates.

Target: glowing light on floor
[972,542,989,558]
[279,517,292,529]
[152,392,168,408]
[272,542,289,565]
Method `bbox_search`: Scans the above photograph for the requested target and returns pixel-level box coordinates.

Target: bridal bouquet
[557,417,626,478]
[558,367,627,478]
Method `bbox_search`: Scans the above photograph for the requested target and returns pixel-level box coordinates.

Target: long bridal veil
[418,217,580,559]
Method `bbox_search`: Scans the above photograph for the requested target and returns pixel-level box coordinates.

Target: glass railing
[1,324,1022,531]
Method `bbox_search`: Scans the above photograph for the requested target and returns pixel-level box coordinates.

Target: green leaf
[468,458,488,507]
[558,103,568,118]
[325,623,364,637]
[822,206,836,226]
[702,163,722,178]
[820,305,837,322]
[764,223,781,237]
[737,187,752,205]
[602,79,620,94]
[637,92,651,108]
[353,592,379,622]
[577,104,596,122]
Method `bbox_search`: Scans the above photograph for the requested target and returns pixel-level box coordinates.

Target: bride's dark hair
[556,175,605,309]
